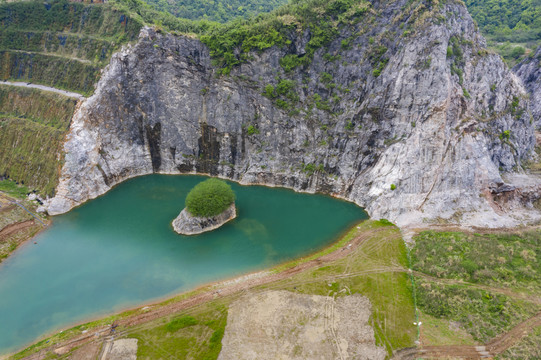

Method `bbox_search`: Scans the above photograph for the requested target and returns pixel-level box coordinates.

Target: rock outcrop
[515,47,541,129]
[172,203,237,235]
[48,0,539,228]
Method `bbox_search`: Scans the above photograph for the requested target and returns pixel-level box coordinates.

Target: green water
[0,175,367,355]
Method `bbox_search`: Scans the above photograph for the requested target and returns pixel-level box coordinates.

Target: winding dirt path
[392,312,541,359]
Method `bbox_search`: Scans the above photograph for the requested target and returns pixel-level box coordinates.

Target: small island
[172,178,237,235]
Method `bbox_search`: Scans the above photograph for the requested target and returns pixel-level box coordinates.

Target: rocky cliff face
[48,0,538,228]
[515,46,541,130]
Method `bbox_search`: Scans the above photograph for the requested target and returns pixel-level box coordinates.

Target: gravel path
[0,81,85,100]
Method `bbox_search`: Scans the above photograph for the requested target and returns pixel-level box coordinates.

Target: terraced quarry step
[0,0,142,94]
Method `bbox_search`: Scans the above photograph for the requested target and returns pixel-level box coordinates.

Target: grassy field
[131,301,228,359]
[412,230,541,345]
[413,231,541,293]
[10,220,417,359]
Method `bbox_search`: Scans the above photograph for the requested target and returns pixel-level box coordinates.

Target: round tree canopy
[185,178,235,217]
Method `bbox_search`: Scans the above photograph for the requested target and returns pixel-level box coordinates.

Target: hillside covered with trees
[464,0,541,64]
[143,0,287,23]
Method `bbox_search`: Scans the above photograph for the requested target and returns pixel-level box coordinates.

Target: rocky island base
[172,203,236,235]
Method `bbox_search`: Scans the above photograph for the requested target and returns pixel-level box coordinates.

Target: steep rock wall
[48,0,537,227]
[515,46,541,129]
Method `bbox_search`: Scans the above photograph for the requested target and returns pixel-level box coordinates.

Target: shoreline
[5,220,541,358]
[2,219,372,358]
[0,192,50,266]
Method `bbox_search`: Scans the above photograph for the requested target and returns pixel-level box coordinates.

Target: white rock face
[47,1,540,228]
[172,203,236,235]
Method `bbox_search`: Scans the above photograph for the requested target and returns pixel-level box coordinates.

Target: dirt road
[0,81,85,100]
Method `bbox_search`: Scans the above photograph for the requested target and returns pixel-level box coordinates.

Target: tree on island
[185,178,235,217]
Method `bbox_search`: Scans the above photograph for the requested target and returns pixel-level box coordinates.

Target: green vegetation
[390,184,396,191]
[0,118,67,196]
[0,192,44,263]
[144,0,287,23]
[199,0,371,74]
[418,313,475,346]
[413,231,541,291]
[0,0,143,94]
[464,0,541,64]
[0,86,75,196]
[500,130,511,141]
[465,0,541,44]
[185,178,235,217]
[262,79,299,110]
[165,315,198,332]
[0,85,76,129]
[0,179,30,199]
[245,124,260,135]
[132,303,227,359]
[497,325,541,360]
[416,278,537,342]
[0,51,100,96]
[448,36,465,85]
[412,230,541,344]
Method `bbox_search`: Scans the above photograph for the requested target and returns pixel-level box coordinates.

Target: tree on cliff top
[185,178,235,217]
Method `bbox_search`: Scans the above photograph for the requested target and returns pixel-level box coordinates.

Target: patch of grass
[412,230,541,345]
[412,231,541,292]
[131,302,228,360]
[415,279,538,343]
[0,179,30,199]
[419,312,476,346]
[166,316,198,332]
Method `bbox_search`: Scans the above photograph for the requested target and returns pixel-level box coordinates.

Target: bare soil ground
[218,290,386,360]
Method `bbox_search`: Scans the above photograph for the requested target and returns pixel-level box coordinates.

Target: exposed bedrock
[515,46,541,130]
[172,203,237,235]
[48,0,539,228]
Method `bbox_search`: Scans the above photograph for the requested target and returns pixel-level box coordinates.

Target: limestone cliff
[48,0,539,228]
[515,46,541,130]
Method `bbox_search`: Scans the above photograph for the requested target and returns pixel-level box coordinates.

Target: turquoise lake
[0,175,367,355]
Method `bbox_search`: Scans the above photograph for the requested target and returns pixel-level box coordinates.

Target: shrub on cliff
[185,178,235,217]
